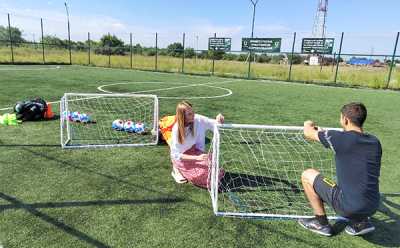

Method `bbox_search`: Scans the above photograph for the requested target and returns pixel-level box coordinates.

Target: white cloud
[3,7,134,40]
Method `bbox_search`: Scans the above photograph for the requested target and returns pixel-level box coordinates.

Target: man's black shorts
[313,174,347,217]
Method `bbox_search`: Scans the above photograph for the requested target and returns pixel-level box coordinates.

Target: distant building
[309,56,320,66]
[347,57,374,66]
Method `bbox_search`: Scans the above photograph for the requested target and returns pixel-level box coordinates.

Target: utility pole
[247,0,259,79]
[64,2,72,64]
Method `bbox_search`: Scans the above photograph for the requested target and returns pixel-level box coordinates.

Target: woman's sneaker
[298,218,333,236]
[345,218,375,236]
[171,170,188,184]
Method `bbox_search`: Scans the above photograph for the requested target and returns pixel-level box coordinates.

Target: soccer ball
[112,119,125,131]
[71,112,80,122]
[64,112,91,123]
[134,122,146,134]
[79,113,91,123]
[62,111,70,120]
[56,66,60,69]
[123,120,135,132]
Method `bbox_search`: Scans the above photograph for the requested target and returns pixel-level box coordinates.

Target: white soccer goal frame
[209,123,343,220]
[60,93,159,149]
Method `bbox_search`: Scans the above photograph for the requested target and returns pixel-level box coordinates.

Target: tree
[223,53,238,61]
[132,43,143,54]
[145,48,157,56]
[0,25,25,44]
[158,48,168,56]
[257,54,271,63]
[237,54,248,61]
[96,34,125,55]
[321,56,336,66]
[198,51,209,59]
[167,42,184,57]
[41,35,68,48]
[270,54,284,64]
[74,41,87,51]
[87,40,99,47]
[288,54,303,64]
[184,48,196,58]
[100,34,124,47]
[209,50,225,60]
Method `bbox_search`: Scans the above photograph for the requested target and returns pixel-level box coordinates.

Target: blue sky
[1,0,399,54]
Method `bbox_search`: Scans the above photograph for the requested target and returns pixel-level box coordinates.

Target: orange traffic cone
[44,102,55,119]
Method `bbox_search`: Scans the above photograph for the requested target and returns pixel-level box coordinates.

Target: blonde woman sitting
[170,100,224,188]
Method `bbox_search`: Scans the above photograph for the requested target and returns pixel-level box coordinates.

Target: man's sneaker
[298,218,333,237]
[171,170,188,184]
[345,219,375,236]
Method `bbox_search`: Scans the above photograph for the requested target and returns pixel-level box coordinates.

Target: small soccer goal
[209,123,341,220]
[60,93,158,148]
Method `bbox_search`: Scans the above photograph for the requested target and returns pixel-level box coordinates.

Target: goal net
[60,93,158,148]
[209,123,341,219]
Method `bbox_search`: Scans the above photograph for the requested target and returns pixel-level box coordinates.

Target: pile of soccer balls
[64,111,92,123]
[112,119,147,134]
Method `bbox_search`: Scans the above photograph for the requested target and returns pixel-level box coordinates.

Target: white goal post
[209,123,343,220]
[60,93,159,149]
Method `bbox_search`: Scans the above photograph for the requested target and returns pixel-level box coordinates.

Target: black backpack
[14,98,48,121]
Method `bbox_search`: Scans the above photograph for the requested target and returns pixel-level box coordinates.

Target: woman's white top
[170,114,216,161]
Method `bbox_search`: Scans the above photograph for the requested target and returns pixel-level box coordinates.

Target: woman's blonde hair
[176,100,194,144]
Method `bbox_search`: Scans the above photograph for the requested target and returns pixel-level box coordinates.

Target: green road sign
[302,38,335,54]
[208,38,232,51]
[241,38,281,53]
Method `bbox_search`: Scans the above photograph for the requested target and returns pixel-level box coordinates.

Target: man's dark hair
[341,102,367,128]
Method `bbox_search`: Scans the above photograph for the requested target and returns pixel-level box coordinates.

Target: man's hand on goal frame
[304,120,323,142]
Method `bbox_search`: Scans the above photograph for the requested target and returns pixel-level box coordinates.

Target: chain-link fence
[0,12,399,89]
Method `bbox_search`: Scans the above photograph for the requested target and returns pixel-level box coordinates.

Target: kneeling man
[299,102,382,236]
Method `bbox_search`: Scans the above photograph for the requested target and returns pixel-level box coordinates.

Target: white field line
[0,66,62,71]
[257,79,398,93]
[96,80,235,99]
[72,65,217,80]
[3,64,396,94]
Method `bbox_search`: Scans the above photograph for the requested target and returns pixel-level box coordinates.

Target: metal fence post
[212,33,216,75]
[334,32,344,83]
[155,32,158,71]
[40,18,45,64]
[247,52,252,79]
[247,0,258,79]
[332,52,336,72]
[288,32,296,81]
[386,32,400,88]
[108,47,111,67]
[107,33,111,67]
[88,32,91,65]
[130,33,133,69]
[7,13,14,64]
[67,18,72,65]
[182,32,185,73]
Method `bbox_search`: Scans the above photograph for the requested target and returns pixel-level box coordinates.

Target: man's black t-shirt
[318,130,382,215]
